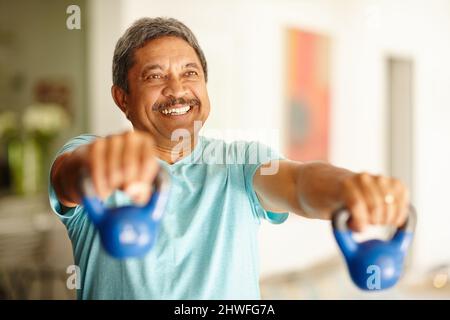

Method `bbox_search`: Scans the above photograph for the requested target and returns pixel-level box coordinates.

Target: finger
[356,173,384,225]
[125,181,152,205]
[105,135,124,191]
[139,137,159,187]
[376,175,393,225]
[395,187,410,227]
[89,139,109,199]
[343,178,369,232]
[128,137,158,204]
[122,132,140,189]
[384,178,400,225]
[391,179,409,227]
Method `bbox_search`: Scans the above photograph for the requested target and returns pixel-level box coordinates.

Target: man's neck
[154,135,198,164]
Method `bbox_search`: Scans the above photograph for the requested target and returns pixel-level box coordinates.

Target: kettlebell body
[82,170,170,259]
[332,205,416,290]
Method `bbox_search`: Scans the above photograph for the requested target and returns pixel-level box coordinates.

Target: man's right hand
[51,131,160,208]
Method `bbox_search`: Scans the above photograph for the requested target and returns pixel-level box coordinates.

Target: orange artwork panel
[286,29,330,161]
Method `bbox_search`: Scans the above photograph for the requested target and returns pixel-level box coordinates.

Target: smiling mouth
[159,104,193,116]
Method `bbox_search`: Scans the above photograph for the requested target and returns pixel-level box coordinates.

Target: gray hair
[112,17,208,93]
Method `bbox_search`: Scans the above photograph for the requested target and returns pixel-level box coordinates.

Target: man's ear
[111,85,129,118]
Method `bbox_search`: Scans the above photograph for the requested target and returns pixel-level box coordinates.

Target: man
[50,17,410,299]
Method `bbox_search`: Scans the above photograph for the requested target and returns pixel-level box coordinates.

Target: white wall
[88,0,450,277]
[331,0,450,275]
[87,0,131,135]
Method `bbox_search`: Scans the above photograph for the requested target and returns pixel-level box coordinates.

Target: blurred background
[0,0,449,299]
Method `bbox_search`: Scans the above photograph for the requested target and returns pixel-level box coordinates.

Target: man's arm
[253,160,410,231]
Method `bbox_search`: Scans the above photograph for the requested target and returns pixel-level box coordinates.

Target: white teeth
[161,105,191,115]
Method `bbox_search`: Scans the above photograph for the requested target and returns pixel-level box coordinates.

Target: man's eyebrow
[141,64,163,75]
[141,63,199,75]
[184,62,200,69]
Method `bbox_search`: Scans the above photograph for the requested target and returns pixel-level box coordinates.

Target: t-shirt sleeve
[48,134,99,227]
[243,141,289,225]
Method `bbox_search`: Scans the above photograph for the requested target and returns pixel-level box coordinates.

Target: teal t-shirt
[49,134,289,300]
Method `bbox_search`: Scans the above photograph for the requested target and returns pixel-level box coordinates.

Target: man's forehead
[135,36,198,62]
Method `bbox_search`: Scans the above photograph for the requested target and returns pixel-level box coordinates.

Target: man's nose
[162,77,187,99]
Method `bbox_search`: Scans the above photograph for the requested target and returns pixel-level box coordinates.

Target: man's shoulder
[57,133,100,156]
[63,133,100,146]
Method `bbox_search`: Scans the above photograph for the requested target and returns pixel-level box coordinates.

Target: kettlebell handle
[332,204,417,234]
[332,204,417,256]
[80,168,171,225]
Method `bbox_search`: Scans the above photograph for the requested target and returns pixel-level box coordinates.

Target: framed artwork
[286,28,331,161]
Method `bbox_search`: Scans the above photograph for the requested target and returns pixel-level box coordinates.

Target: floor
[260,256,450,300]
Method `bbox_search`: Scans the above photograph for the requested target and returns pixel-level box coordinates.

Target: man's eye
[185,71,198,77]
[145,74,164,81]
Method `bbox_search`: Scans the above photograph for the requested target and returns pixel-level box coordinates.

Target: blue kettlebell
[332,204,417,290]
[81,170,170,259]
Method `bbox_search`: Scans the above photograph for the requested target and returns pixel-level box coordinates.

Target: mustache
[152,97,201,111]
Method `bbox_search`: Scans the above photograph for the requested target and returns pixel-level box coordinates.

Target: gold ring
[384,193,395,205]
